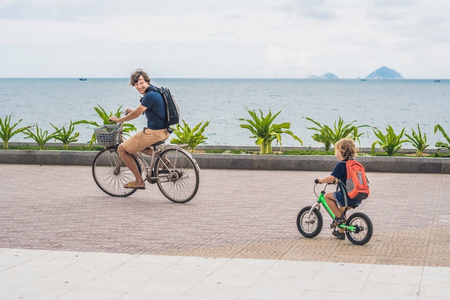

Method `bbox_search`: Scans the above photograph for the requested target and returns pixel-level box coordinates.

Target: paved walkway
[1,164,450,299]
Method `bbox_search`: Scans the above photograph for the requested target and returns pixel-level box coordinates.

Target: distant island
[365,66,403,79]
[307,66,404,80]
[307,73,339,79]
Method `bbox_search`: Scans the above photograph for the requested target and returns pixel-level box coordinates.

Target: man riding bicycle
[109,69,170,190]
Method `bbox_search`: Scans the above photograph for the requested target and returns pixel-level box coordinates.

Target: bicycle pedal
[147,178,158,184]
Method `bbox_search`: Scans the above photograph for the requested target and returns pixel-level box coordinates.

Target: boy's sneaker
[330,216,346,228]
[332,229,345,240]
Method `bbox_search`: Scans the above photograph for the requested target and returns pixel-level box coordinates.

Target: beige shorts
[122,128,170,154]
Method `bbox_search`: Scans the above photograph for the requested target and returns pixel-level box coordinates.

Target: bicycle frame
[133,145,163,178]
[308,184,358,233]
[133,143,198,181]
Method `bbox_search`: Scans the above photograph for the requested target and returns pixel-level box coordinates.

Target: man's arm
[109,104,147,123]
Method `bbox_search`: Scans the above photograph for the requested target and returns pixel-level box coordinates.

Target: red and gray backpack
[344,159,370,201]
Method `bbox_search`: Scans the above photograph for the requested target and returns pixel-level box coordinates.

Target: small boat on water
[434,79,440,82]
[79,78,87,81]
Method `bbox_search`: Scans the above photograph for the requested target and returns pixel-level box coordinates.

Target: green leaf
[170,120,210,152]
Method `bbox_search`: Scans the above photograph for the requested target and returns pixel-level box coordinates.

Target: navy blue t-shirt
[331,160,347,192]
[140,86,166,130]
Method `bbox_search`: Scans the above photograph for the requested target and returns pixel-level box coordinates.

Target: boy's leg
[325,192,341,217]
[325,192,346,228]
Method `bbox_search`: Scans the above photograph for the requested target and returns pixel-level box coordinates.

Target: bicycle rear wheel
[92,146,141,197]
[345,212,373,245]
[154,148,199,203]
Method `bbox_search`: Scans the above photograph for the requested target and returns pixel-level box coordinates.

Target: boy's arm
[316,175,337,184]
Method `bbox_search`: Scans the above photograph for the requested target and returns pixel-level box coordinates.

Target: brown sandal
[330,216,346,228]
[124,182,146,190]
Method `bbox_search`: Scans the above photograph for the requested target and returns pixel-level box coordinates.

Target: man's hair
[335,138,357,160]
[129,69,151,86]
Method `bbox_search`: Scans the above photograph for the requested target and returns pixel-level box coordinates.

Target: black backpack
[148,86,180,131]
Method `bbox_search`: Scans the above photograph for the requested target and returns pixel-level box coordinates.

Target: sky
[0,0,449,79]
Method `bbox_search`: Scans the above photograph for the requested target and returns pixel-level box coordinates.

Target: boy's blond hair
[335,138,357,160]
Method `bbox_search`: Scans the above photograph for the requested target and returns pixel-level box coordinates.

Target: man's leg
[117,144,145,187]
[140,147,154,157]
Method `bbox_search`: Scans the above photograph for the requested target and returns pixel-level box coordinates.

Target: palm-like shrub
[305,116,368,151]
[0,114,32,149]
[240,108,302,154]
[74,105,136,146]
[371,125,407,156]
[434,124,450,153]
[170,120,210,153]
[405,124,429,157]
[24,124,59,150]
[51,122,80,149]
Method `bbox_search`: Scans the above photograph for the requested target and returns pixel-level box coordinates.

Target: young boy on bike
[316,138,362,240]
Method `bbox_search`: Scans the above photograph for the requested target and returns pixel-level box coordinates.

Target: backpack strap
[144,86,170,130]
[338,179,350,215]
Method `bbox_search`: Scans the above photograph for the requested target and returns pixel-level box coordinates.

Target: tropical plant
[240,108,302,154]
[51,122,80,149]
[405,124,429,157]
[24,123,59,150]
[0,114,32,149]
[73,105,137,146]
[371,125,407,156]
[305,116,368,151]
[434,124,450,153]
[170,120,210,152]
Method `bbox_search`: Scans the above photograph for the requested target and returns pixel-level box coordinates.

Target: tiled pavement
[1,164,450,299]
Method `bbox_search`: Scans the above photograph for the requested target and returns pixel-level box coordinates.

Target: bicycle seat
[151,140,166,147]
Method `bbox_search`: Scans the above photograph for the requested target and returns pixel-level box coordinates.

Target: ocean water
[1,78,449,148]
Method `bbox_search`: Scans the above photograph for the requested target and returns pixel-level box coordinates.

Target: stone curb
[1,150,449,173]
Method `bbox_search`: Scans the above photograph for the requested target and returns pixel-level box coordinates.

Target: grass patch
[281,149,334,156]
[205,149,253,154]
[432,153,450,158]
[3,145,104,151]
[205,148,335,155]
[369,152,405,157]
[2,145,449,158]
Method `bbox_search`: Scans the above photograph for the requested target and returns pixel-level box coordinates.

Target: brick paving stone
[1,164,450,267]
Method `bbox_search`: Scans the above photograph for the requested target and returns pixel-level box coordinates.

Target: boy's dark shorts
[333,190,361,207]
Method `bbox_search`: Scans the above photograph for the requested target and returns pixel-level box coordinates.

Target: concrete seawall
[1,150,449,173]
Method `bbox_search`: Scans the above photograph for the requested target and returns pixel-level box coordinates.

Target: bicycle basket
[94,124,119,146]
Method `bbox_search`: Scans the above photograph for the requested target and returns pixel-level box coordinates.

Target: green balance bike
[296,180,373,245]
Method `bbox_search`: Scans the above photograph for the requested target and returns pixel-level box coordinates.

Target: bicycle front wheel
[297,206,323,238]
[92,146,141,197]
[154,148,199,203]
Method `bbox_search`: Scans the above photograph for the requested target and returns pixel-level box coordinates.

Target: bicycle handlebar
[108,110,129,125]
[314,179,337,185]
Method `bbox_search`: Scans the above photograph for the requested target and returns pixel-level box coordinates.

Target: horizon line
[0,77,448,80]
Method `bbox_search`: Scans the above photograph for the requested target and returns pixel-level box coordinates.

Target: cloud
[0,0,111,20]
[0,0,449,78]
[277,0,339,21]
